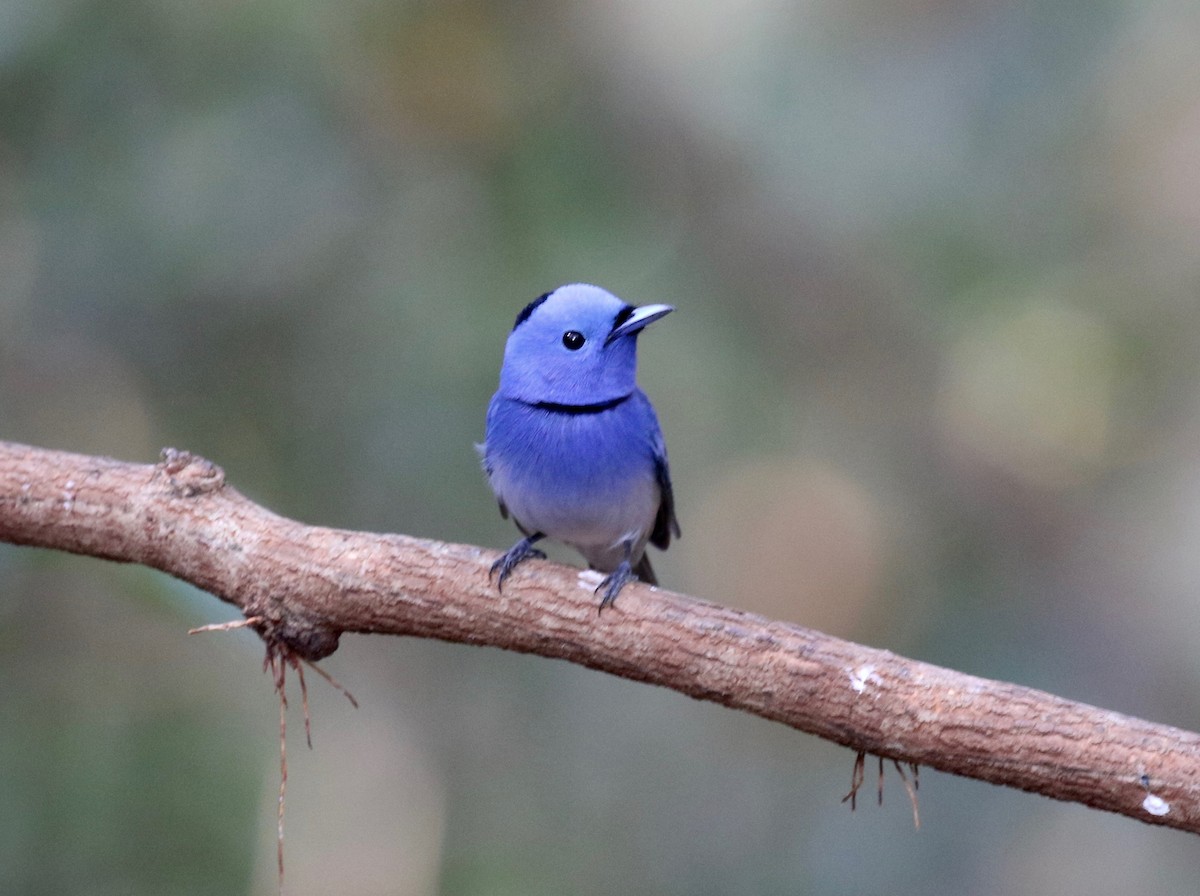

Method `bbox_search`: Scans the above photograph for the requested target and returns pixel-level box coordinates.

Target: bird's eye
[562,331,585,350]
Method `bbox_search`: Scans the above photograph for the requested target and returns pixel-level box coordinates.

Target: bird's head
[498,283,673,406]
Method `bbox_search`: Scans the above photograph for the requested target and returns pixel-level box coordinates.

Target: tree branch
[0,439,1196,833]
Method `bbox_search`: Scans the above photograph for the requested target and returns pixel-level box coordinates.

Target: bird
[480,283,680,611]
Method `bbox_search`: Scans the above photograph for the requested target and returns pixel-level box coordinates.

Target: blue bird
[481,283,680,610]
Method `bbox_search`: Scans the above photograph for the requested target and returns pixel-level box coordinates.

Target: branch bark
[0,439,1196,833]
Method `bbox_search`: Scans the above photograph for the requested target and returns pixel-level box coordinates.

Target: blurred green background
[2,0,1199,893]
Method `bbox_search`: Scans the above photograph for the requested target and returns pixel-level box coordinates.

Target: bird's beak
[606,304,674,345]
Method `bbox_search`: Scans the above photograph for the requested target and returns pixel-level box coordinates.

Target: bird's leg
[596,541,639,613]
[489,533,547,591]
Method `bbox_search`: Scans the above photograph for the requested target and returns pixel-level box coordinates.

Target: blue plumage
[481,283,680,610]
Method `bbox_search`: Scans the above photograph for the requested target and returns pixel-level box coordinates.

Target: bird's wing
[649,436,681,551]
[481,395,509,520]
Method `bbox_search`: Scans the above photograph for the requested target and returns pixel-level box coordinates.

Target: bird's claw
[595,561,637,613]
[489,538,547,591]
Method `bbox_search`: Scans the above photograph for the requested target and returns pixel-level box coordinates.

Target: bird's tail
[632,553,658,586]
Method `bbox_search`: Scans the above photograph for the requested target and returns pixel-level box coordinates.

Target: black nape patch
[611,304,635,332]
[513,291,553,331]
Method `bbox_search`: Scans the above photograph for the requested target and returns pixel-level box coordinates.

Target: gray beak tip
[607,303,675,344]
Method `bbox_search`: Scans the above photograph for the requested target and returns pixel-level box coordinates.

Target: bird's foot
[595,561,638,613]
[489,535,547,592]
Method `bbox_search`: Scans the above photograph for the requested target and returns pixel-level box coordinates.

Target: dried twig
[0,440,1197,835]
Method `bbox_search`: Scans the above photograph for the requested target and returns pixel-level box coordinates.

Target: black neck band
[529,394,631,415]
